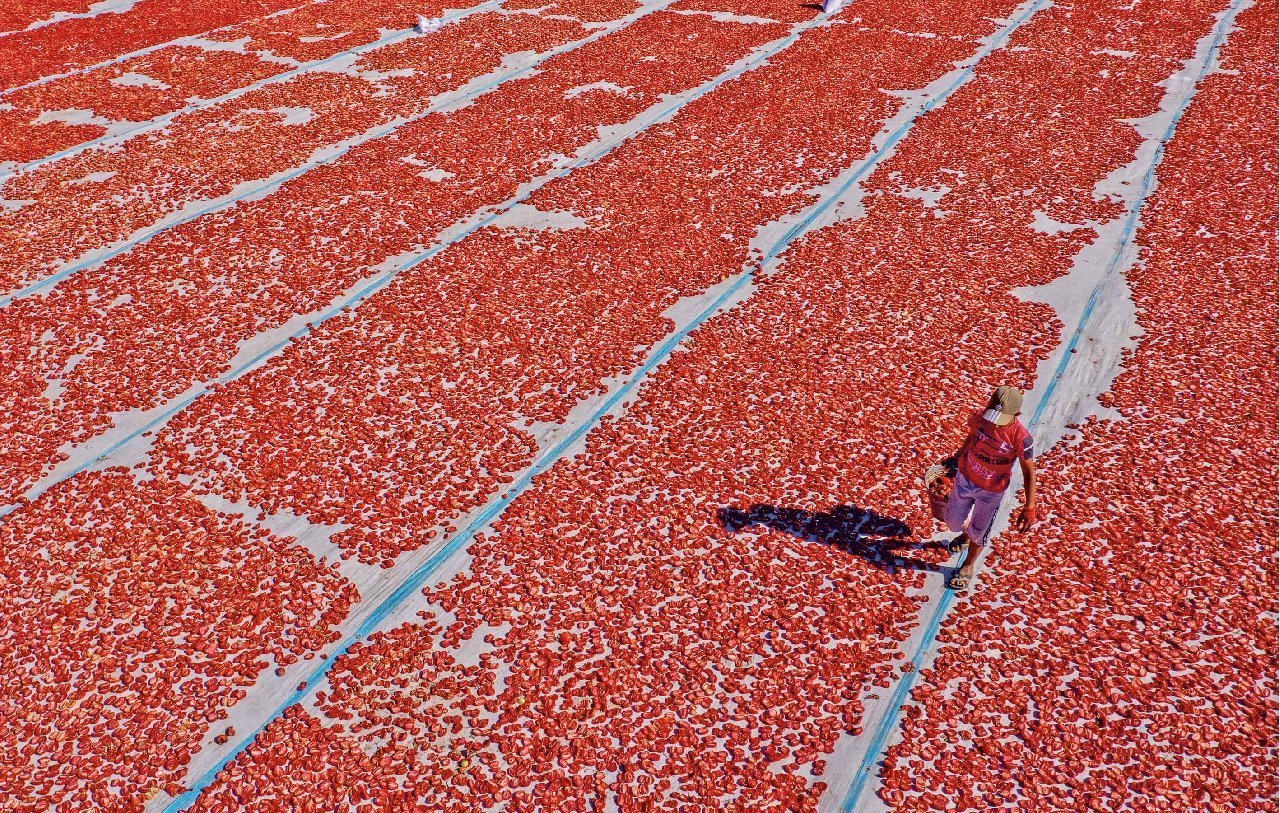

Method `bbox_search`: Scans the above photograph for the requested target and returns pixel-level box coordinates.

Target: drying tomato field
[1,0,1275,809]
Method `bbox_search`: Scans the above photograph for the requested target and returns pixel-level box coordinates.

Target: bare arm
[1015,457,1038,531]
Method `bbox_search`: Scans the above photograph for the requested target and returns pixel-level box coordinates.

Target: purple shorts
[945,470,1005,546]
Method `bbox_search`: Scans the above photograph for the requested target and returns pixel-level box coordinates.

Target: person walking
[944,386,1038,589]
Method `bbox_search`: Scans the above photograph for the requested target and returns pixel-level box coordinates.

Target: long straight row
[880,1,1278,809]
[174,0,1245,809]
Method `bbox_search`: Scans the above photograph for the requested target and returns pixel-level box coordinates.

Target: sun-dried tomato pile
[1,0,1273,809]
[0,470,357,806]
[0,0,318,90]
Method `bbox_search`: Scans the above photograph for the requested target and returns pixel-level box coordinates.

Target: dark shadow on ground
[718,503,946,575]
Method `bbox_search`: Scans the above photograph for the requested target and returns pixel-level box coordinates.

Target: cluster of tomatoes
[880,2,1278,811]
[502,0,644,24]
[1,5,595,293]
[0,0,309,90]
[204,0,439,62]
[0,46,283,167]
[0,469,356,810]
[1,0,94,33]
[667,0,812,23]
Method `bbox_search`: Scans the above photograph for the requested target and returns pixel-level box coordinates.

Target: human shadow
[718,503,945,574]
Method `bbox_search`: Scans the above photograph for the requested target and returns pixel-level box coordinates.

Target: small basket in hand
[923,463,954,523]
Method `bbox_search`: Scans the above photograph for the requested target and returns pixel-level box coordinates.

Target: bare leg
[957,540,982,578]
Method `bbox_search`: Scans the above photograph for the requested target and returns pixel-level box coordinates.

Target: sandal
[948,571,970,590]
[946,534,967,554]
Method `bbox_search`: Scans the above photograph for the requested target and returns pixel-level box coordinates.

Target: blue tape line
[839,4,1245,811]
[1027,1,1240,431]
[839,547,964,812]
